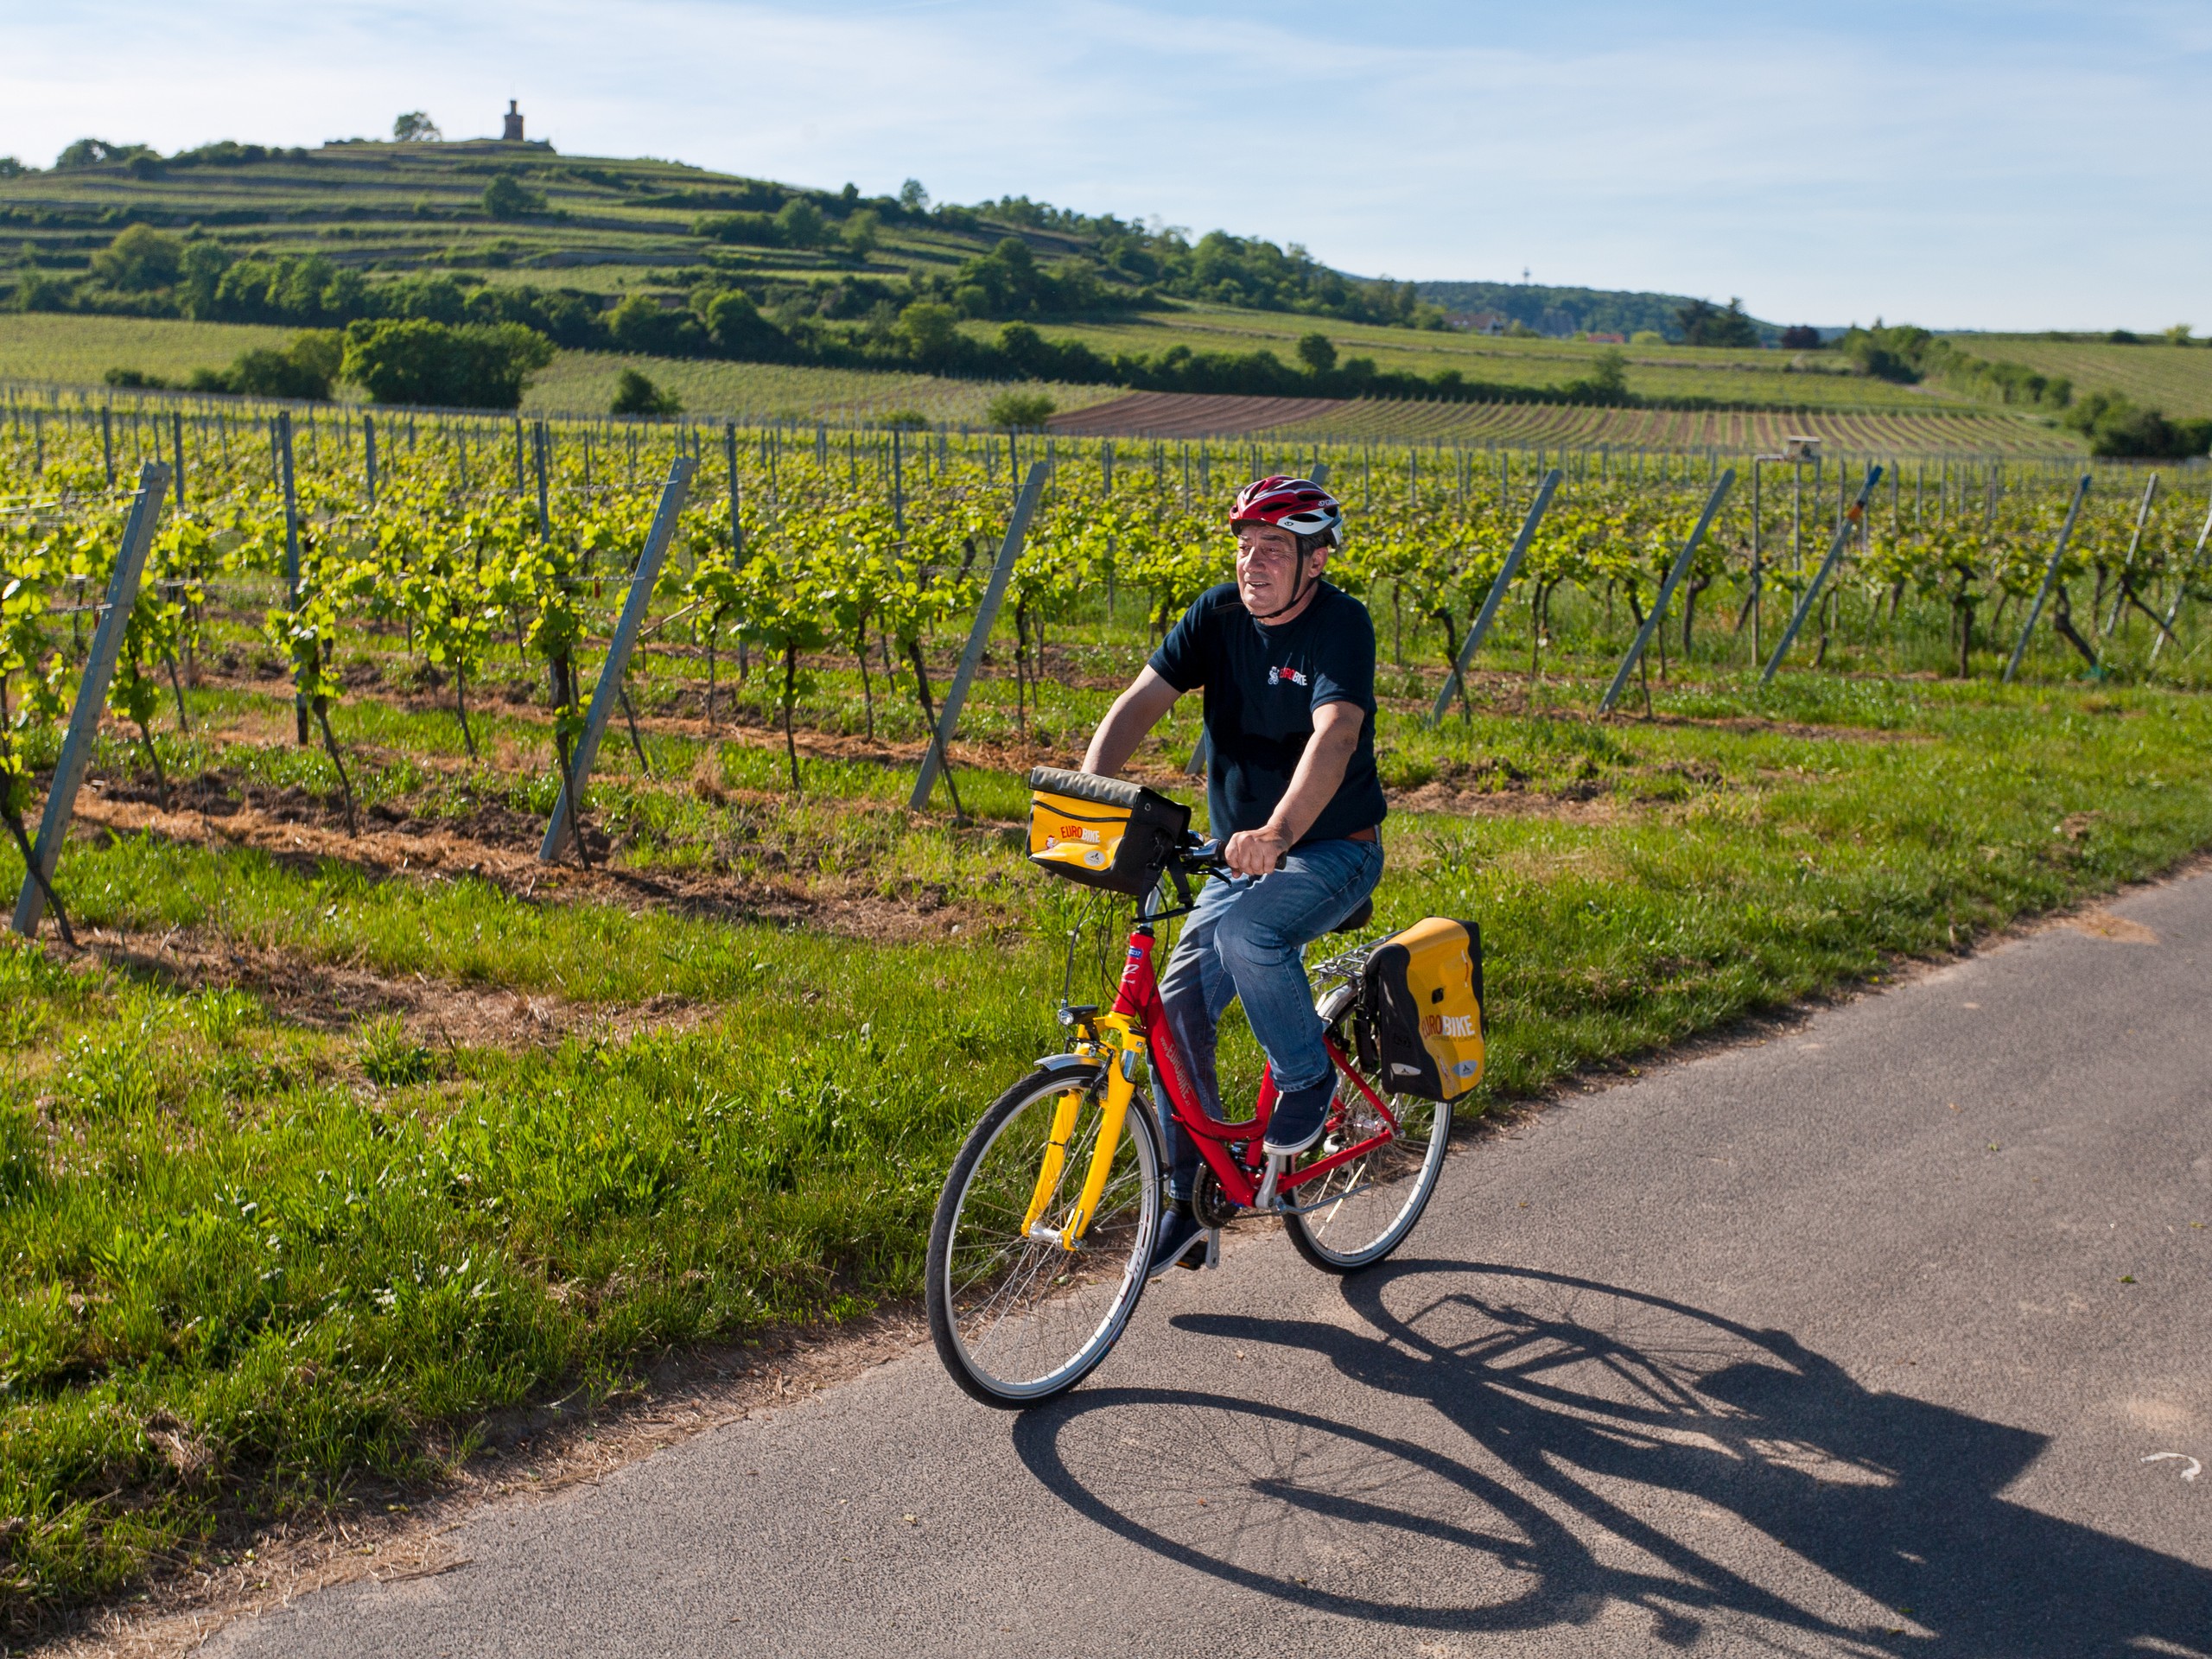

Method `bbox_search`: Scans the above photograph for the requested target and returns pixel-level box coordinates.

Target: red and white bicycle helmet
[1230,475,1344,550]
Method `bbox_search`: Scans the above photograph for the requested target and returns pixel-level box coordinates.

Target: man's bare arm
[1222,700,1363,877]
[1082,666,1182,777]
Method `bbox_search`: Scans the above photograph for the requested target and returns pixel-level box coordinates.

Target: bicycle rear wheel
[927,1065,1160,1408]
[1282,1081,1450,1274]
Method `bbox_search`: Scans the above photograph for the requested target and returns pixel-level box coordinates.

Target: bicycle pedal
[1255,1154,1289,1213]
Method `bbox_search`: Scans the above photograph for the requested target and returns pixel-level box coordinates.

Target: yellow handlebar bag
[1027,767,1191,896]
[1357,917,1485,1102]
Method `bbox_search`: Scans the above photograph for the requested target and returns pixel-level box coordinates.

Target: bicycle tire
[927,1065,1162,1408]
[1281,1082,1451,1274]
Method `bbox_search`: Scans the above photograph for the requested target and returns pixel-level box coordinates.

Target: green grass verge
[3,671,2212,1628]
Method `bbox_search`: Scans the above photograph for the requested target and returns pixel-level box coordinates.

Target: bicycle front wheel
[1282,1084,1451,1274]
[927,1065,1161,1408]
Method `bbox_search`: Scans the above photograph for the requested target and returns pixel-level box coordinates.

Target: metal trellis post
[1602,470,1736,714]
[2004,474,2094,683]
[540,457,696,861]
[1761,465,1885,684]
[276,411,308,744]
[2150,493,2212,665]
[910,461,1050,811]
[12,463,170,937]
[1428,467,1561,726]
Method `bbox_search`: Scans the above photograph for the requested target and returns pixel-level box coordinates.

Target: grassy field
[0,315,302,391]
[0,312,2075,453]
[1002,303,1961,411]
[4,537,2212,1633]
[1944,335,2212,418]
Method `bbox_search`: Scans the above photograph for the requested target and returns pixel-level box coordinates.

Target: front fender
[1032,1052,1106,1081]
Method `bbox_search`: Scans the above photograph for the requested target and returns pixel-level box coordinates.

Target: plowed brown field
[1046,391,1346,436]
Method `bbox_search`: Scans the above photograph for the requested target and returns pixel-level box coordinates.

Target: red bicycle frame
[1109,918,1401,1208]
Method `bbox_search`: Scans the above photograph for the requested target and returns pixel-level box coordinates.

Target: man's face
[1236,523,1319,614]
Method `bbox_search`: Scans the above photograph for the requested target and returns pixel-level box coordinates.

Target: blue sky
[4,1,2206,330]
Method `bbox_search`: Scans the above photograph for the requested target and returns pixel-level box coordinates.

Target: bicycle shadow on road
[1009,1261,2211,1656]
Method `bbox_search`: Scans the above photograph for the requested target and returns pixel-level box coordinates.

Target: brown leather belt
[1346,825,1378,842]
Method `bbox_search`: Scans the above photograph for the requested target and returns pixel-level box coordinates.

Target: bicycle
[926,803,1461,1408]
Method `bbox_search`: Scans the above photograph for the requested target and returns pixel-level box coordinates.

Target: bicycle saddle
[1330,895,1375,935]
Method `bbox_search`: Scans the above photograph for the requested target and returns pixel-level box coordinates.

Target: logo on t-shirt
[1267,665,1309,687]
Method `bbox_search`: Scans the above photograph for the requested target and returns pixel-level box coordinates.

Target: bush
[694,211,782,247]
[608,294,706,357]
[1780,325,1822,349]
[611,368,681,416]
[774,198,828,249]
[2062,391,2212,459]
[898,302,963,369]
[1630,329,1664,345]
[1562,347,1630,404]
[880,410,928,430]
[340,318,555,409]
[1295,332,1337,374]
[104,367,170,389]
[702,289,786,360]
[482,172,546,220]
[184,332,343,400]
[985,390,1055,429]
[89,226,183,292]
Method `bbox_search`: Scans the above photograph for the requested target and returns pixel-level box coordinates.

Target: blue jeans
[1153,836,1384,1199]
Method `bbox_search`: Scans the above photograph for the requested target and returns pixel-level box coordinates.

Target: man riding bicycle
[1080,475,1387,1276]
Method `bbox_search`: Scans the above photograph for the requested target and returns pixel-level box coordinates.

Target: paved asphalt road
[211,877,2212,1658]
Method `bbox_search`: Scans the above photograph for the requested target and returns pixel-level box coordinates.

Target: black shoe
[1262,1077,1336,1157]
[1148,1200,1209,1278]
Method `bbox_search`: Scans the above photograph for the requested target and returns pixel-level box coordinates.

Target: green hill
[0,135,2113,443]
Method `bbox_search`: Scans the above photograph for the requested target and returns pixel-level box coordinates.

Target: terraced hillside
[0,138,1030,292]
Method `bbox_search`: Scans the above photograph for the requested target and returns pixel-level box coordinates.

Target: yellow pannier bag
[1026,766,1191,896]
[1357,917,1485,1103]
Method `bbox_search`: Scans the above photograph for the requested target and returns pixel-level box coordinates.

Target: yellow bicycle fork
[1020,1017,1146,1251]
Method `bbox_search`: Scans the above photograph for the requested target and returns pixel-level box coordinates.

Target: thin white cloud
[0,0,2204,327]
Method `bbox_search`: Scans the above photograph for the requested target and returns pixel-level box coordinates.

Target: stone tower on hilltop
[502,101,524,142]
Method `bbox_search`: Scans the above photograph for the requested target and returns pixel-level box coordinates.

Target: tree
[54,138,149,169]
[1675,297,1759,348]
[703,289,787,359]
[898,302,962,369]
[842,209,880,258]
[0,158,22,179]
[608,294,706,357]
[1563,346,1630,404]
[198,330,343,399]
[482,171,545,219]
[90,225,183,291]
[898,179,930,212]
[1296,332,1337,375]
[340,318,555,408]
[1780,325,1823,350]
[611,368,681,416]
[393,111,442,142]
[774,197,827,248]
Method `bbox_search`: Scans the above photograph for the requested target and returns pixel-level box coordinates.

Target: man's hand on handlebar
[1222,825,1289,879]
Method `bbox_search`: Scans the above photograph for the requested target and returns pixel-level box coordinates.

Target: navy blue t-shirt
[1149,582,1387,845]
